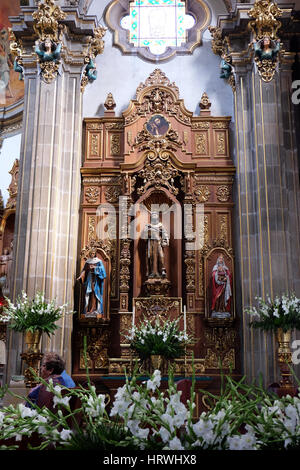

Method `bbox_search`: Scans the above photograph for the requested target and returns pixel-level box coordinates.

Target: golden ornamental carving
[119,239,131,292]
[248,0,283,82]
[248,0,283,40]
[195,133,207,155]
[216,133,226,154]
[105,123,124,130]
[199,92,211,111]
[192,122,210,130]
[204,327,236,369]
[208,28,236,92]
[174,359,205,375]
[32,0,66,42]
[81,26,107,92]
[104,185,122,203]
[255,56,278,82]
[125,70,191,126]
[90,134,99,156]
[212,122,229,129]
[134,124,182,154]
[198,215,209,296]
[198,258,204,297]
[200,238,233,257]
[8,29,25,80]
[87,123,102,130]
[110,134,120,156]
[88,216,96,242]
[32,0,66,84]
[81,237,112,260]
[208,27,224,56]
[185,251,196,291]
[194,185,210,203]
[135,298,180,322]
[85,187,99,204]
[104,92,116,111]
[133,152,179,196]
[6,159,19,210]
[120,314,133,343]
[88,329,109,369]
[219,215,229,243]
[136,69,179,100]
[216,185,230,202]
[40,61,60,84]
[204,348,235,369]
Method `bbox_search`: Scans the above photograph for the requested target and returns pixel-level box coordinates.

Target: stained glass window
[121,0,195,56]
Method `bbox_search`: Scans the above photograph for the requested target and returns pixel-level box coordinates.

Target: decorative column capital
[9,1,105,83]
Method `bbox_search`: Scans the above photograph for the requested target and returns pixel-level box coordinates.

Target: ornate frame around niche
[104,0,211,63]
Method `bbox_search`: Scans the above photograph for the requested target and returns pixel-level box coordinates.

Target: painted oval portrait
[146,114,170,137]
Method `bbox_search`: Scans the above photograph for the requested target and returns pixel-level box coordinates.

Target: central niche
[132,181,183,299]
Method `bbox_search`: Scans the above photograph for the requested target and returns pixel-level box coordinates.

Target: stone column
[232,49,300,385]
[6,2,100,380]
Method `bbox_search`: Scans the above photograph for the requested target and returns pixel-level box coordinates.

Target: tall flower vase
[21,330,43,388]
[276,328,293,389]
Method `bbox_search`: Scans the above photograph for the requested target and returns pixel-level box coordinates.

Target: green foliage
[2,291,73,336]
[246,293,300,332]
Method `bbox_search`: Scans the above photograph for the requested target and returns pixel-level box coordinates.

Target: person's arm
[253,40,262,58]
[52,42,62,60]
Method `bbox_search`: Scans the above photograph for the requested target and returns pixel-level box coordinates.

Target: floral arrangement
[126,317,192,360]
[247,293,300,332]
[1,291,72,336]
[1,367,300,451]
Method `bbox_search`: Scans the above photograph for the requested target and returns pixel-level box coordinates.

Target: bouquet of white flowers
[2,291,72,336]
[246,293,300,332]
[126,317,192,360]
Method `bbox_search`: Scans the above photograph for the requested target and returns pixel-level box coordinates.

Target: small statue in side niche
[77,250,106,318]
[253,36,280,61]
[35,38,62,63]
[13,57,24,81]
[220,53,233,80]
[210,254,232,319]
[84,56,98,82]
[142,211,169,279]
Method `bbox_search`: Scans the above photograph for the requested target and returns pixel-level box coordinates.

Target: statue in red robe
[210,254,232,318]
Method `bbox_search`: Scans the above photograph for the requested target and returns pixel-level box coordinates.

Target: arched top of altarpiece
[122,68,194,128]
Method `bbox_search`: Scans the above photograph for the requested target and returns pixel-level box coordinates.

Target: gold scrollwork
[216,185,230,202]
[194,185,210,203]
[110,134,120,156]
[195,133,207,155]
[85,187,99,204]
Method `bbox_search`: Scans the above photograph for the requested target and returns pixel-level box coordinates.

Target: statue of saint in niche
[142,212,169,279]
[146,114,169,137]
[77,250,106,317]
[210,254,232,319]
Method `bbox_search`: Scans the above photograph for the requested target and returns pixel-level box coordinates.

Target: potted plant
[126,317,192,371]
[246,293,300,388]
[2,291,71,353]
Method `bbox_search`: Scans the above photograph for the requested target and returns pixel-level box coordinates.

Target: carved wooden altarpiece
[72,69,240,398]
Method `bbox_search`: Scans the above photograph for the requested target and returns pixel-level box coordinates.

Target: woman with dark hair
[26,352,67,410]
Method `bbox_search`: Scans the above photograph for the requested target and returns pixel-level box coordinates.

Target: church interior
[0,0,300,428]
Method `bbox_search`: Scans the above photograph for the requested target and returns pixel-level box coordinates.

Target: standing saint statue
[142,212,169,278]
[210,254,232,318]
[77,250,106,317]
